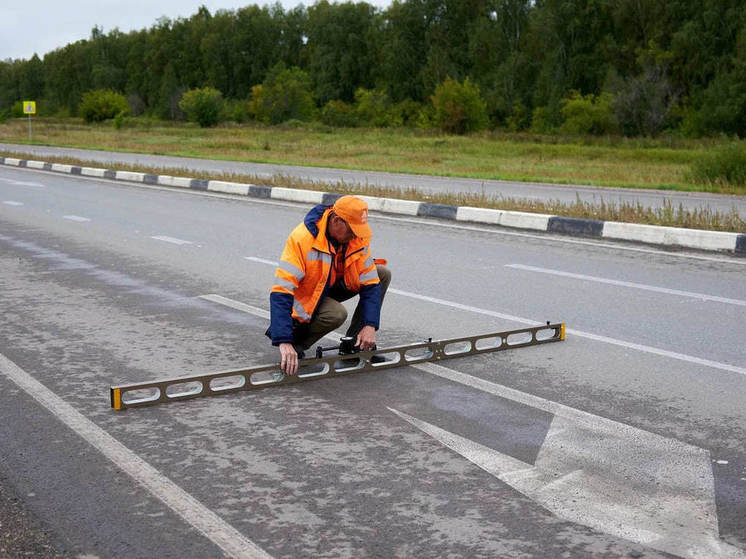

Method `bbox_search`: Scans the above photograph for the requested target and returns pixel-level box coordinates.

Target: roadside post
[23,100,36,142]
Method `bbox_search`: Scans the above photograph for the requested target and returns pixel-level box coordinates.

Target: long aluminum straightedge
[111,322,566,411]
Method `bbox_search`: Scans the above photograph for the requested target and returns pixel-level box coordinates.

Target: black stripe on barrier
[548,216,604,237]
[0,157,4,164]
[19,160,27,168]
[104,170,116,179]
[190,178,209,190]
[249,185,272,198]
[43,162,53,171]
[736,234,746,253]
[70,166,82,175]
[322,192,344,205]
[143,174,158,185]
[418,203,458,220]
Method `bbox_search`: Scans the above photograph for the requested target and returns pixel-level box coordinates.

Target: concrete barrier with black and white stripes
[2,155,744,254]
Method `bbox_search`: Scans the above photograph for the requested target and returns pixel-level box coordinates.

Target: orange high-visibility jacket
[268,205,381,345]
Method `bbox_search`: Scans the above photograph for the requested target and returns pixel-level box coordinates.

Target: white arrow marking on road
[388,407,745,559]
[63,215,91,222]
[199,293,744,558]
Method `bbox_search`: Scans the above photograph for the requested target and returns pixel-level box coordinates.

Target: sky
[1,0,393,62]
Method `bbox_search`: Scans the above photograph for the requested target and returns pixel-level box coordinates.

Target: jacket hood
[303,204,330,237]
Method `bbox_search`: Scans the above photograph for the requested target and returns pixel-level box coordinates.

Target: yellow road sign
[23,101,36,114]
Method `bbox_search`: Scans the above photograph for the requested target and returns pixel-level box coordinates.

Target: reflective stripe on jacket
[268,205,381,345]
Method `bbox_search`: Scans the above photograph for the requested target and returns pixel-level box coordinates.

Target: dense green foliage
[560,92,618,136]
[78,89,129,122]
[430,77,488,134]
[248,64,316,123]
[179,87,224,127]
[2,1,746,136]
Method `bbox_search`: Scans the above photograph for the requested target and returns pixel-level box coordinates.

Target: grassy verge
[2,148,744,233]
[1,117,745,195]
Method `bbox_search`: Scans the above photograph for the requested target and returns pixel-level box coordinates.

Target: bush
[689,143,746,188]
[430,77,488,134]
[506,103,530,132]
[559,91,618,135]
[248,64,315,125]
[529,106,554,133]
[393,99,423,127]
[113,111,126,130]
[697,69,746,137]
[608,62,676,137]
[178,87,224,127]
[321,100,357,127]
[222,99,250,123]
[355,89,399,127]
[78,89,129,122]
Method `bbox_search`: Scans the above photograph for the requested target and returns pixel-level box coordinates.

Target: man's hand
[279,343,300,375]
[356,325,377,352]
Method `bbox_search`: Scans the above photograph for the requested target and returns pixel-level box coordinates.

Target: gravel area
[0,478,68,559]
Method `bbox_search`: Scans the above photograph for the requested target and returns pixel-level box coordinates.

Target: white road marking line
[244,256,280,266]
[506,263,746,307]
[3,200,23,206]
[0,352,272,559]
[151,235,193,245]
[375,214,746,266]
[239,259,746,376]
[199,292,739,559]
[200,294,270,319]
[63,215,91,222]
[0,177,45,187]
[387,407,741,559]
[395,286,746,376]
[198,294,621,424]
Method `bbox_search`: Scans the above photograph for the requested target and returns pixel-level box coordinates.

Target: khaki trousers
[296,265,391,350]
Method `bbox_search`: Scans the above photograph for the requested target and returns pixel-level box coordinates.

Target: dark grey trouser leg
[346,265,391,339]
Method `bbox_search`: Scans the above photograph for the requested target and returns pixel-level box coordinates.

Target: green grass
[2,117,745,195]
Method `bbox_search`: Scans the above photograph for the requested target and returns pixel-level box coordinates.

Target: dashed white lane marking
[0,351,272,559]
[506,263,746,307]
[151,235,193,245]
[244,256,280,266]
[3,200,23,206]
[63,215,91,222]
[200,294,270,319]
[241,257,746,377]
[0,177,45,187]
[198,293,740,559]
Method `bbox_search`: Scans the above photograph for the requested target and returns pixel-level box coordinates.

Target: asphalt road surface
[0,164,744,558]
[2,142,745,217]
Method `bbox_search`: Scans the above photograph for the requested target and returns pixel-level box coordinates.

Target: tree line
[1,0,746,137]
